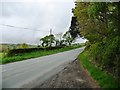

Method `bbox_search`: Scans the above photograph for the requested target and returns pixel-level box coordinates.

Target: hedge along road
[2,47,85,88]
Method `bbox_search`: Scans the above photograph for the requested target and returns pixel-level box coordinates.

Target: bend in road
[2,47,85,88]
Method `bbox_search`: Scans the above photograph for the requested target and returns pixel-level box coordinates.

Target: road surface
[2,47,84,88]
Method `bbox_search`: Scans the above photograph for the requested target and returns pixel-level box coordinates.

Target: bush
[89,42,104,63]
[6,46,63,57]
[88,36,120,79]
[103,37,120,77]
[1,45,81,64]
[79,52,120,88]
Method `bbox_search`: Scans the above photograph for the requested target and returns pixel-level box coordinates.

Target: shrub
[6,46,63,57]
[88,36,120,78]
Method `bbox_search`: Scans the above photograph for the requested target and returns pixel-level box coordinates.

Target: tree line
[70,1,120,79]
[39,31,74,47]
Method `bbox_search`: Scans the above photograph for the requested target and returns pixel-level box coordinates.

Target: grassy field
[0,53,4,58]
[79,52,120,88]
[1,45,81,64]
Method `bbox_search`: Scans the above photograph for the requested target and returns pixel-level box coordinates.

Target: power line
[0,24,64,36]
[0,24,49,32]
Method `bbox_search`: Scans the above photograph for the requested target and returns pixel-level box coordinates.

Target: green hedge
[79,52,120,88]
[6,46,63,57]
[1,45,81,64]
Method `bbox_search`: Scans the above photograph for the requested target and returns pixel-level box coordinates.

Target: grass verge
[0,53,3,58]
[79,52,120,89]
[1,45,81,64]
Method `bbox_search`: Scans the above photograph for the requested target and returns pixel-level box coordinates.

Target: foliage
[0,44,37,52]
[17,43,29,49]
[0,53,4,58]
[6,46,64,57]
[72,2,120,79]
[1,45,81,64]
[63,31,74,45]
[40,32,75,47]
[55,39,60,46]
[69,17,81,38]
[79,52,120,88]
[40,34,55,47]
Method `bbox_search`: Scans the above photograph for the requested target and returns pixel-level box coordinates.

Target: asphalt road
[2,47,84,88]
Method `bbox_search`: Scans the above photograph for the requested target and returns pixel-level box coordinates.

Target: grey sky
[0,0,86,45]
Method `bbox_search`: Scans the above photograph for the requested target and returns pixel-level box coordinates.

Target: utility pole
[50,28,52,35]
[50,28,52,47]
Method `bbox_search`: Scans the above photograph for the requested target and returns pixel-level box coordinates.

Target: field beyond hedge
[0,53,3,58]
[1,45,82,64]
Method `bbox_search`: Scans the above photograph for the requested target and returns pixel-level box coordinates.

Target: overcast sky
[0,0,86,45]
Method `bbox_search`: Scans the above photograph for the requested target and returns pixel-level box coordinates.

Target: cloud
[0,0,86,45]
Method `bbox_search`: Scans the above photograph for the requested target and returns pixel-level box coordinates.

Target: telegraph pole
[50,28,52,35]
[50,28,52,47]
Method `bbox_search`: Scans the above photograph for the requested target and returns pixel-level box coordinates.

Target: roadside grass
[1,45,81,64]
[0,53,3,58]
[79,52,120,89]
